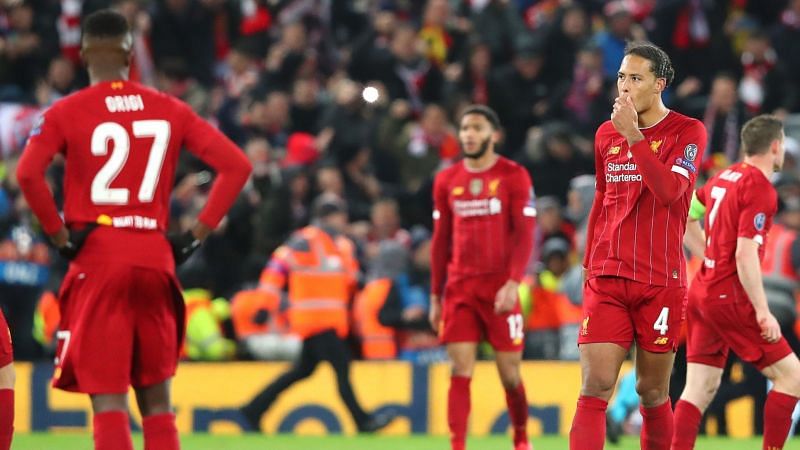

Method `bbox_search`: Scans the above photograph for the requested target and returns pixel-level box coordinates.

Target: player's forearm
[196,154,252,228]
[16,159,64,235]
[582,191,603,268]
[736,242,770,314]
[629,139,687,206]
[683,219,705,258]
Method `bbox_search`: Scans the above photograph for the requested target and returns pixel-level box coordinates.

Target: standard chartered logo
[606,162,642,183]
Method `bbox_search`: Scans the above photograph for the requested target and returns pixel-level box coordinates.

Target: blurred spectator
[542,5,589,85]
[34,56,76,107]
[738,30,795,116]
[534,196,576,255]
[565,174,595,251]
[223,45,260,99]
[593,1,644,82]
[340,146,382,222]
[464,0,527,67]
[773,0,800,112]
[523,125,593,203]
[418,0,468,68]
[318,77,374,162]
[290,77,324,134]
[557,44,609,136]
[443,40,492,109]
[113,0,157,86]
[149,0,215,86]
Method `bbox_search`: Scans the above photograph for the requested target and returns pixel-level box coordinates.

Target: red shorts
[0,310,11,367]
[686,281,793,371]
[578,276,686,352]
[441,274,523,352]
[54,263,185,394]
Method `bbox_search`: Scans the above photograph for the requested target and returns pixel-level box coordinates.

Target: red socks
[569,395,607,450]
[93,411,133,450]
[640,399,673,450]
[763,391,798,450]
[671,399,702,450]
[143,412,180,450]
[448,376,471,450]
[0,389,12,450]
[505,382,529,445]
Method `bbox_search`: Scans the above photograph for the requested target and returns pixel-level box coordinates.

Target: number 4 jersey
[693,162,777,291]
[17,80,251,271]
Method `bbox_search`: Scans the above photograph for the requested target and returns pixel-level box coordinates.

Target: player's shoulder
[496,156,530,178]
[595,120,617,138]
[668,111,706,133]
[434,162,462,183]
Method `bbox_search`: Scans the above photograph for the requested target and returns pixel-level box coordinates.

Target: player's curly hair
[82,9,130,40]
[460,105,500,130]
[624,41,675,87]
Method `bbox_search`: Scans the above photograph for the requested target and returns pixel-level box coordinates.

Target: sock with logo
[569,395,607,450]
[640,399,673,450]
[448,376,471,450]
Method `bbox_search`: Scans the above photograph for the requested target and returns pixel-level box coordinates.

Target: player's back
[695,162,777,289]
[36,81,209,271]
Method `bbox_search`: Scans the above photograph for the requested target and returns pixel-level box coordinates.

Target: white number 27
[91,120,170,205]
[653,307,669,336]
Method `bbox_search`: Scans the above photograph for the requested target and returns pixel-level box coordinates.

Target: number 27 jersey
[694,162,777,290]
[21,80,243,234]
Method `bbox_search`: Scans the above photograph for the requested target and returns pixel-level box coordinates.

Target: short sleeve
[668,120,707,185]
[737,179,777,245]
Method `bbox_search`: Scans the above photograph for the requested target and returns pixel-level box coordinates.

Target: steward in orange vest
[239,194,396,433]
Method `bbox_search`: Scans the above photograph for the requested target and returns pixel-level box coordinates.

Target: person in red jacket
[16,10,251,450]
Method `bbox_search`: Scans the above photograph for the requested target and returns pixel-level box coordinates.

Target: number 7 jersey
[694,162,777,290]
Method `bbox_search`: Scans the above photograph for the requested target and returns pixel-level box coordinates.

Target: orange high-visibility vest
[34,291,59,346]
[230,289,284,338]
[284,226,358,339]
[526,286,583,331]
[353,278,397,359]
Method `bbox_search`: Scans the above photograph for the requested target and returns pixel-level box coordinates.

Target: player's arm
[430,173,452,300]
[181,107,253,239]
[16,111,66,237]
[735,186,780,343]
[582,129,607,270]
[683,190,706,258]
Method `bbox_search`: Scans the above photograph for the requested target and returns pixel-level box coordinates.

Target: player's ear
[655,78,666,93]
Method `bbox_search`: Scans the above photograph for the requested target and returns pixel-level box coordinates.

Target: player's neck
[89,68,129,85]
[637,101,670,129]
[463,152,499,172]
[743,155,775,180]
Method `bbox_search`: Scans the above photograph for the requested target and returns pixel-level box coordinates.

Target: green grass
[9,434,792,450]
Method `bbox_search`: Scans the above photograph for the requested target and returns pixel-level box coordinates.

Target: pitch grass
[10,434,791,450]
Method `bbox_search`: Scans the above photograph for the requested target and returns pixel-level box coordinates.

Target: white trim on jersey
[671,165,690,179]
[523,206,537,217]
[433,210,441,220]
[754,234,764,245]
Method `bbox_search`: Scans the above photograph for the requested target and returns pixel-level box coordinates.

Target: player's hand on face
[611,96,639,138]
[756,309,782,343]
[494,280,519,314]
[429,296,442,333]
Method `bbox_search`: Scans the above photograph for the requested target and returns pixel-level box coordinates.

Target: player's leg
[495,350,530,450]
[90,393,134,450]
[672,290,728,450]
[135,380,179,450]
[571,277,633,450]
[634,349,676,450]
[761,354,800,450]
[0,363,14,450]
[448,342,478,450]
[240,334,320,430]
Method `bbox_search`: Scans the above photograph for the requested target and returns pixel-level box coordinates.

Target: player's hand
[756,309,782,344]
[429,295,442,333]
[494,280,519,314]
[168,230,202,266]
[611,96,642,142]
[52,224,97,260]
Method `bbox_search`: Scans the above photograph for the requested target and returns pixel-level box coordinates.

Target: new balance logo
[653,337,669,345]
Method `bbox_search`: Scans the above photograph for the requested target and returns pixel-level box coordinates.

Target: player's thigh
[476,296,524,353]
[578,342,628,400]
[578,277,635,348]
[632,283,685,353]
[55,265,136,393]
[707,296,794,372]
[441,282,482,345]
[762,353,800,395]
[0,362,14,389]
[634,348,675,405]
[0,310,12,369]
[686,285,729,369]
[131,267,183,390]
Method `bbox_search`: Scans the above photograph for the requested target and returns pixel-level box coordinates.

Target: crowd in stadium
[1,0,800,383]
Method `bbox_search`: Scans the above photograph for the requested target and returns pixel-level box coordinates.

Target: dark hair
[741,115,783,156]
[624,41,675,87]
[460,105,500,129]
[82,9,130,40]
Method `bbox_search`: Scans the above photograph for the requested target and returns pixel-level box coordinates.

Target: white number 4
[507,314,524,341]
[653,307,669,336]
[91,120,170,205]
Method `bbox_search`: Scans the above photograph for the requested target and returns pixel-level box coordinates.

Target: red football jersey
[17,80,251,270]
[694,162,777,291]
[430,157,536,296]
[585,111,707,287]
